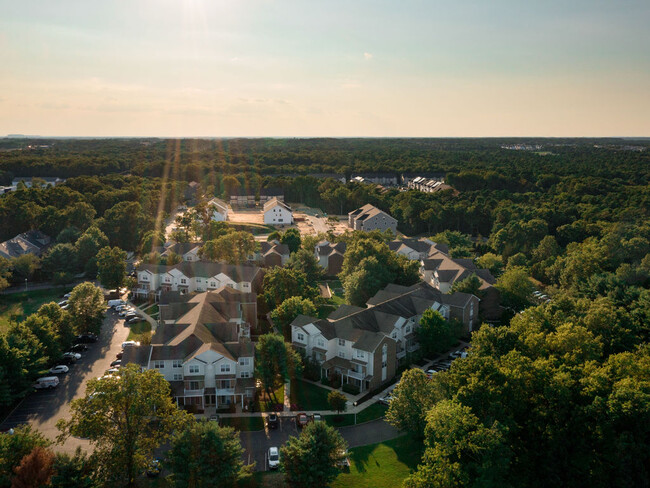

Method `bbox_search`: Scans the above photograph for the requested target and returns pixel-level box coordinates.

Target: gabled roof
[138,260,261,283]
[0,230,51,259]
[263,197,292,213]
[348,204,396,223]
[260,241,290,256]
[208,197,228,212]
[315,240,347,256]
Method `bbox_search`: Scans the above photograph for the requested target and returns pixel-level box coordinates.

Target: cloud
[364,52,373,60]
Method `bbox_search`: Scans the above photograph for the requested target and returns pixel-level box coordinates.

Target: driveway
[0,310,130,453]
[239,417,401,471]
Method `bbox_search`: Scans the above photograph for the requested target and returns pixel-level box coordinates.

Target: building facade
[122,288,257,410]
[348,204,398,233]
[263,198,293,225]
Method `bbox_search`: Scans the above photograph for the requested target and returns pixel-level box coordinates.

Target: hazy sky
[1,0,649,136]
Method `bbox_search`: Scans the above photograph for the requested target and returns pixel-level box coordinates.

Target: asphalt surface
[239,417,401,471]
[0,309,130,453]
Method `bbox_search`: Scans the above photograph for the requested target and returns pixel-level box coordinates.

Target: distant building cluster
[500,144,543,151]
[0,230,51,260]
[1,176,66,195]
[407,176,453,193]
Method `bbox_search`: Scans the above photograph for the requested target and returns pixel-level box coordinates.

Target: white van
[34,376,60,389]
[108,299,126,308]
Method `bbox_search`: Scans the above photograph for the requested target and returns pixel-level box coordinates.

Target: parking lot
[238,415,400,471]
[0,309,131,453]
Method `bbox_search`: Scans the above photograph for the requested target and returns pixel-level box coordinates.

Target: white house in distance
[263,197,293,225]
[208,198,229,222]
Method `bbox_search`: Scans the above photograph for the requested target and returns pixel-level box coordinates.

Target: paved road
[239,417,401,471]
[0,310,130,453]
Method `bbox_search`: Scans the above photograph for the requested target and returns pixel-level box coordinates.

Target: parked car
[379,393,393,406]
[267,413,279,429]
[448,351,463,360]
[63,352,82,360]
[63,293,71,299]
[124,312,139,320]
[115,352,123,360]
[295,412,309,428]
[126,317,142,325]
[122,341,140,348]
[108,299,126,308]
[312,413,323,423]
[49,365,69,374]
[336,449,351,468]
[105,368,120,376]
[110,360,122,367]
[209,414,220,423]
[70,344,88,352]
[426,369,438,379]
[146,459,161,478]
[268,447,280,470]
[34,377,59,389]
[76,333,98,343]
[59,356,76,365]
[57,300,68,307]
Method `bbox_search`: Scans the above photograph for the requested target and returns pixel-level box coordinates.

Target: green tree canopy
[167,420,252,488]
[280,421,347,488]
[56,364,192,488]
[270,296,317,339]
[255,333,302,403]
[280,228,302,254]
[96,246,127,290]
[262,267,318,310]
[386,368,437,437]
[67,282,105,334]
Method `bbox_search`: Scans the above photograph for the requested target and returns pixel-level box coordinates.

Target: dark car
[70,344,88,352]
[76,333,98,343]
[296,412,309,428]
[59,356,76,365]
[126,317,142,325]
[110,360,122,368]
[116,352,123,360]
[267,413,279,429]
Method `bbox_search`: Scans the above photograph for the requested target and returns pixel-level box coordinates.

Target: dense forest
[1,138,649,486]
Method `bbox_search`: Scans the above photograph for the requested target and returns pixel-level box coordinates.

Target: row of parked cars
[108,299,143,325]
[33,332,99,389]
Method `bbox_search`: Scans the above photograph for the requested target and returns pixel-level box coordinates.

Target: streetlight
[353,401,358,425]
[24,278,27,291]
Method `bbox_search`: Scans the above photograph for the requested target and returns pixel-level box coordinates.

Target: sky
[0,0,649,137]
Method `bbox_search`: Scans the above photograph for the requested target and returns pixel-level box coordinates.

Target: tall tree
[417,309,462,358]
[0,257,11,291]
[386,368,437,438]
[199,232,257,264]
[167,420,252,488]
[66,282,105,334]
[280,228,302,254]
[262,267,318,310]
[10,254,39,283]
[287,249,324,285]
[495,266,533,311]
[0,425,50,488]
[404,400,511,488]
[56,364,192,488]
[49,448,98,488]
[280,422,347,488]
[96,246,127,290]
[42,244,78,276]
[11,446,54,488]
[270,297,317,339]
[255,334,302,404]
[75,226,109,267]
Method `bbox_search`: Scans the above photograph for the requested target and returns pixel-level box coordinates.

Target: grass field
[236,435,421,488]
[324,403,388,427]
[290,379,332,411]
[331,435,422,488]
[127,321,152,343]
[0,287,71,332]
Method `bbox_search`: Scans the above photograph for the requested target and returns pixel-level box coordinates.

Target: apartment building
[0,230,51,259]
[134,260,263,300]
[290,282,478,392]
[314,240,347,276]
[263,198,293,225]
[122,287,257,409]
[208,198,229,222]
[257,240,290,267]
[152,242,203,262]
[348,204,398,233]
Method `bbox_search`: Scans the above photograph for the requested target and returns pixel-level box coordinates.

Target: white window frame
[172,360,182,368]
[189,364,199,374]
[220,363,231,373]
[239,357,250,366]
[297,332,305,342]
[338,338,345,347]
[153,360,164,369]
[173,374,183,381]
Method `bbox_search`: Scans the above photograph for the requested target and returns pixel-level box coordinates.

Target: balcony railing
[347,370,365,380]
[184,388,205,396]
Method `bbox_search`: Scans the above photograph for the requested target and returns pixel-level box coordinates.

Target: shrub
[342,383,360,395]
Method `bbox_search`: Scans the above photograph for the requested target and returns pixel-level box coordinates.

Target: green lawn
[290,379,332,411]
[0,287,71,332]
[324,403,388,427]
[141,303,159,316]
[258,383,285,412]
[331,435,422,488]
[220,416,265,431]
[127,321,152,343]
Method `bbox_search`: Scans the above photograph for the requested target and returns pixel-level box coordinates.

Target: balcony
[183,387,204,397]
[347,370,365,380]
[215,388,235,396]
